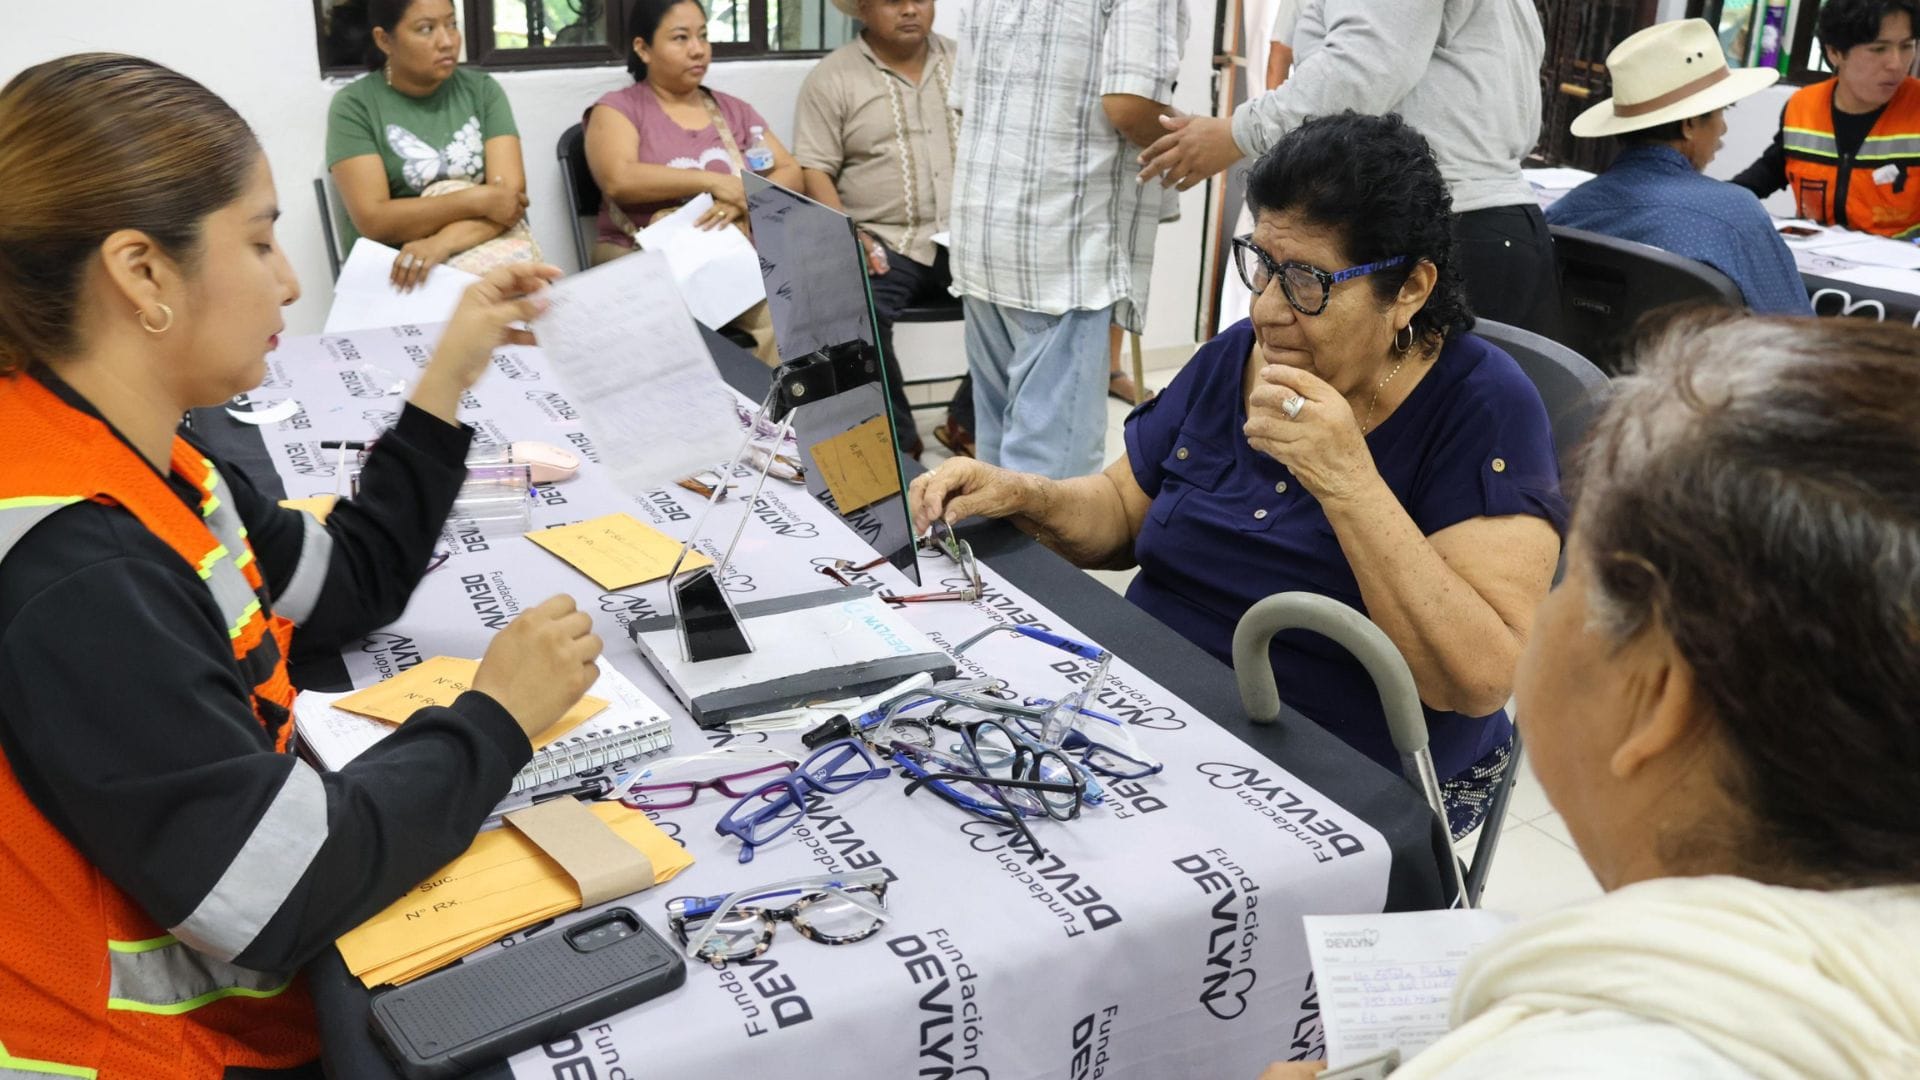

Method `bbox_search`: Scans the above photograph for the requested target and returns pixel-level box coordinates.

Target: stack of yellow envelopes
[338,802,693,986]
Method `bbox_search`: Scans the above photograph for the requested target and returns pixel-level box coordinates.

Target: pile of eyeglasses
[851,625,1163,861]
[613,620,1167,966]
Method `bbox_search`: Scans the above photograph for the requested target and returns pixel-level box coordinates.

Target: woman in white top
[1264,310,1920,1079]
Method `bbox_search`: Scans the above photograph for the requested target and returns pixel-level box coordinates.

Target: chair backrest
[1549,224,1744,375]
[556,122,601,270]
[1471,318,1610,477]
[314,176,345,281]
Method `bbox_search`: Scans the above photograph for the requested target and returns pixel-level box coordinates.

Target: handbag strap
[701,89,748,174]
[610,88,746,242]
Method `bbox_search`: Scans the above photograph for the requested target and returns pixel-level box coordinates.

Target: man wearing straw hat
[1549,19,1813,316]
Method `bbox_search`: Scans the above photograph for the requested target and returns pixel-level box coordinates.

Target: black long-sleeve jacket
[0,371,531,976]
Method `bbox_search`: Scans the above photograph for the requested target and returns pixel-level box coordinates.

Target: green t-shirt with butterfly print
[324,66,519,247]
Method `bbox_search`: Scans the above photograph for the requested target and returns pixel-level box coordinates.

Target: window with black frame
[314,0,853,74]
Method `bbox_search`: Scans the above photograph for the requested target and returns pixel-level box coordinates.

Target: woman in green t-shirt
[326,0,531,291]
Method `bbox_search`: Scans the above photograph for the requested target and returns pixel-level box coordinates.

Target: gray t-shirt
[1232,0,1542,214]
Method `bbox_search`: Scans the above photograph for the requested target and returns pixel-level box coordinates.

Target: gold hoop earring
[1393,323,1414,354]
[138,303,174,335]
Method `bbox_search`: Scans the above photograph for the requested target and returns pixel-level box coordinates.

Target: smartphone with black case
[369,908,686,1080]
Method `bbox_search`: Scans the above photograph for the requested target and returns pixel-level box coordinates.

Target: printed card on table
[811,415,902,514]
[524,512,711,590]
[334,656,606,748]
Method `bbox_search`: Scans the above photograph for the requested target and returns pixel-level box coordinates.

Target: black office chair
[1550,225,1744,376]
[1471,317,1611,478]
[556,122,601,272]
[894,293,967,411]
[315,176,347,282]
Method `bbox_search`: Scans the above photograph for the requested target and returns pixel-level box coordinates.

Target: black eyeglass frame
[1230,234,1410,317]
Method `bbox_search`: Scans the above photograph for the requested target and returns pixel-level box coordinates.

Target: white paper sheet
[323,238,480,334]
[1821,263,1920,292]
[1803,232,1920,270]
[530,249,744,493]
[1521,167,1596,191]
[635,193,766,330]
[1303,908,1518,1067]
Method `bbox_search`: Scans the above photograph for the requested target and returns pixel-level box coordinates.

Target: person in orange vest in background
[0,54,602,1078]
[1734,0,1920,237]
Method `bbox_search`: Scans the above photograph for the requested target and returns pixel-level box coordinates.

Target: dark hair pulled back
[0,54,259,374]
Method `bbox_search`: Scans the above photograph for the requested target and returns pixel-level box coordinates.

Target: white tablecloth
[251,325,1402,1079]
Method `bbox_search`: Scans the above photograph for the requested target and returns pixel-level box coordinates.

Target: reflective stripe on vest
[104,935,293,1016]
[189,456,270,641]
[0,1040,96,1080]
[1859,133,1920,160]
[1784,125,1839,158]
[0,498,83,553]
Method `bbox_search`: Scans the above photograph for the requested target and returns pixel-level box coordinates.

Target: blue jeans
[963,298,1113,479]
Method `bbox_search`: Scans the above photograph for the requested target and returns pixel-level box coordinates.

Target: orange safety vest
[1782,76,1920,239]
[0,373,318,1079]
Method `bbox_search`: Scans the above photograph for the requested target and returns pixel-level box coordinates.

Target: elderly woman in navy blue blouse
[911,112,1566,836]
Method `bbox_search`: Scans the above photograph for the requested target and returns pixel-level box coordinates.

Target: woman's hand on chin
[1243,363,1376,506]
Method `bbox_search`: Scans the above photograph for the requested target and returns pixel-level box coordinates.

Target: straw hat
[1571,18,1779,138]
[830,0,861,17]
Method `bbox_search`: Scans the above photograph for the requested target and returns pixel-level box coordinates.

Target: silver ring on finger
[1281,395,1306,420]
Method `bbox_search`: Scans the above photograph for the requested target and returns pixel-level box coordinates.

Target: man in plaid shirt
[947,0,1185,478]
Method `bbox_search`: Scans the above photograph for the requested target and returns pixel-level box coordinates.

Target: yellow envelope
[338,802,694,986]
[524,512,712,590]
[812,415,901,514]
[279,495,338,523]
[334,656,605,749]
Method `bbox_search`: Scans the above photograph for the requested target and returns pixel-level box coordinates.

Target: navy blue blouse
[1123,320,1567,780]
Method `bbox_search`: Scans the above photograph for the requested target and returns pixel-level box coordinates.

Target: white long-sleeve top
[1232,0,1544,215]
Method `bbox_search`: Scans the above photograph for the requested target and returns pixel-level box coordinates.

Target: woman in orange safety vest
[1733,0,1920,237]
[0,54,602,1079]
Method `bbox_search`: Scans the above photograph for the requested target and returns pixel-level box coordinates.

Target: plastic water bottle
[745,125,775,174]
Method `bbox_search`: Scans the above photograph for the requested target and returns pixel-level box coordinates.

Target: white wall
[7,0,1216,353]
[1709,83,1796,215]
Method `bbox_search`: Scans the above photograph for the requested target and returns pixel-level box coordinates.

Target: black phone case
[368,908,686,1080]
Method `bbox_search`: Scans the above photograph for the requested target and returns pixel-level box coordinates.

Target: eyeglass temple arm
[902,771,1058,861]
[951,623,1105,662]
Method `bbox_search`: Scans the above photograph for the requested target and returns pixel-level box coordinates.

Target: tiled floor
[908,355,1603,918]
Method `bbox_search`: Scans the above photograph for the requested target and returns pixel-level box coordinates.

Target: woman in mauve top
[913,113,1566,837]
[583,0,801,264]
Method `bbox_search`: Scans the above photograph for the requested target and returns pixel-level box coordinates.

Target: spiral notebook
[293,657,674,796]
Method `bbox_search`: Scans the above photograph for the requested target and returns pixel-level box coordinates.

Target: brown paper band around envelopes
[504,798,657,909]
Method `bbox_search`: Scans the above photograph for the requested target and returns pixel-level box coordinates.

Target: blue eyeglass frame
[715,739,891,863]
[1231,234,1409,317]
